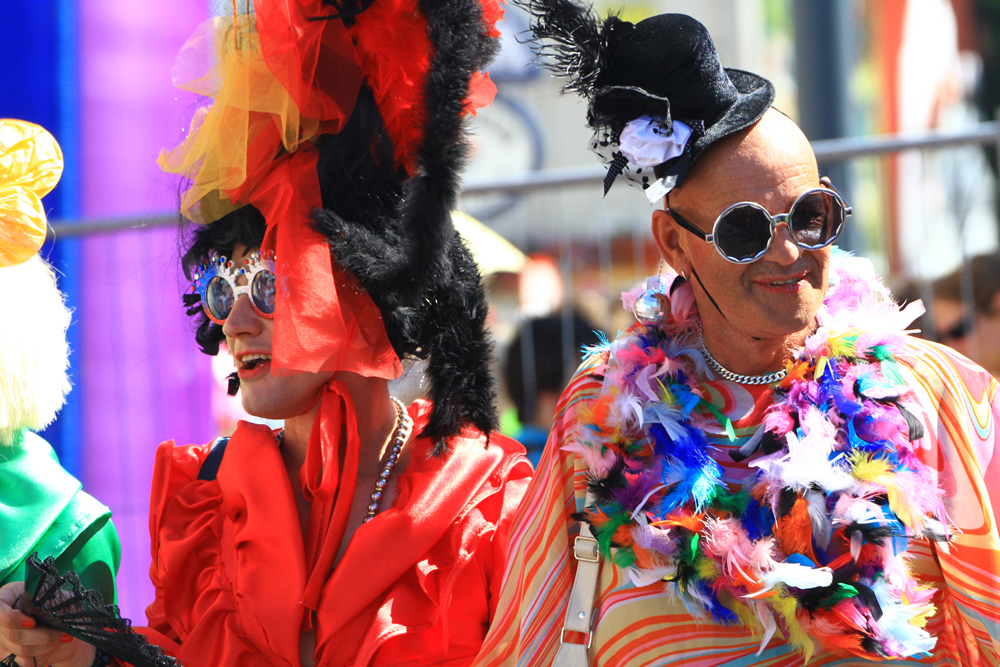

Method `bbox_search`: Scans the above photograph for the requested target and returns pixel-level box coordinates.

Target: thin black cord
[691,268,727,321]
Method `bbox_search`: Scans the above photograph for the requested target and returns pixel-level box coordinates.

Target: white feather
[746,562,833,597]
[631,484,667,520]
[751,601,778,655]
[869,580,938,656]
[0,256,71,446]
[735,425,766,459]
[627,564,675,589]
[806,489,833,549]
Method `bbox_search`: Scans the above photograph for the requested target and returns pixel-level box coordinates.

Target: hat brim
[590,67,773,158]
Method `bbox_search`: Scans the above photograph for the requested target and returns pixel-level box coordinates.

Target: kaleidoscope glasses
[189,250,277,324]
[667,180,852,264]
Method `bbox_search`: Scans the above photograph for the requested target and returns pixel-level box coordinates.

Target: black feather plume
[587,456,627,504]
[513,0,606,98]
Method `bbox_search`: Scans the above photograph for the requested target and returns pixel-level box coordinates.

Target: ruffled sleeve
[144,438,214,648]
[144,427,304,667]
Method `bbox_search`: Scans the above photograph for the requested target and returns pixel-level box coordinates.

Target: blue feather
[698,582,740,624]
[741,496,775,541]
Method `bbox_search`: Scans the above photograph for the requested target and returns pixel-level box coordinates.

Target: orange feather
[773,496,819,562]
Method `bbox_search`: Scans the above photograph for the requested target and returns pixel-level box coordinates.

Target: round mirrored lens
[714,205,773,261]
[790,191,842,247]
[205,276,235,321]
[251,269,276,315]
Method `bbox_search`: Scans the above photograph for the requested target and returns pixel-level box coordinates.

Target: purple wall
[78,0,215,621]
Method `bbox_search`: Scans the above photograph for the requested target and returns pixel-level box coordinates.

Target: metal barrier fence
[48,121,1000,237]
[46,120,1000,383]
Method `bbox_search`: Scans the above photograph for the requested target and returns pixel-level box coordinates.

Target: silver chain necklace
[275,396,414,523]
[697,333,788,386]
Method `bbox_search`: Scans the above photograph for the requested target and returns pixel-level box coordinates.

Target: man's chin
[744,304,821,341]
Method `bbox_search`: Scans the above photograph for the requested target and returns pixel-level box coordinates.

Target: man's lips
[752,272,810,292]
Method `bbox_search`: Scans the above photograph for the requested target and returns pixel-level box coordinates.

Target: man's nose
[761,220,801,265]
[222,293,263,337]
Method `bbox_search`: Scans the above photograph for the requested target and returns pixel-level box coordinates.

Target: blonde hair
[0,255,71,446]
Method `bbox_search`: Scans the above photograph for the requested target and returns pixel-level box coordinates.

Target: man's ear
[652,207,691,276]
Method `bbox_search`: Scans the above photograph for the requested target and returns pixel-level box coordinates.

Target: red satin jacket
[137,400,532,667]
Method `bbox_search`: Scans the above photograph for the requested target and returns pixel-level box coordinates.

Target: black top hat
[520,1,774,199]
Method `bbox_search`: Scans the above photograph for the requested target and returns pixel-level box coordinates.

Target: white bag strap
[554,490,601,667]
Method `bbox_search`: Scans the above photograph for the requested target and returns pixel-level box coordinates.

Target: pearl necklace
[364,396,413,523]
[697,333,788,385]
[275,397,414,523]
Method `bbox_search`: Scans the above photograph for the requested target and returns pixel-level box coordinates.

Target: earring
[633,271,672,326]
[227,371,240,396]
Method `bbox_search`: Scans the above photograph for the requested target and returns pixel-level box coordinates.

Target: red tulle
[481,0,505,37]
[255,0,364,122]
[252,147,402,379]
[467,72,497,115]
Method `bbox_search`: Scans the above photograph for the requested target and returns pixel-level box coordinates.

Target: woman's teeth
[242,353,271,370]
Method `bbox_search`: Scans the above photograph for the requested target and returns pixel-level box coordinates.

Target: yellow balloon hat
[0,119,63,267]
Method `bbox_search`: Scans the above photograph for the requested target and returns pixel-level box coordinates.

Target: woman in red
[0,0,530,665]
[140,0,531,664]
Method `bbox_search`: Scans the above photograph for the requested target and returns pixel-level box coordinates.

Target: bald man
[653,111,829,375]
[471,14,1000,662]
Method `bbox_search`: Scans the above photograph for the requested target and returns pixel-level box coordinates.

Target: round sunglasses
[668,181,852,264]
[189,250,277,324]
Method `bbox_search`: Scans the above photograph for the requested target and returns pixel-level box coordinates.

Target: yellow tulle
[158,13,323,223]
[0,119,63,267]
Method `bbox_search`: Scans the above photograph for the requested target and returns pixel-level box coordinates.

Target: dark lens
[790,191,842,247]
[205,276,235,321]
[251,270,276,315]
[714,205,773,260]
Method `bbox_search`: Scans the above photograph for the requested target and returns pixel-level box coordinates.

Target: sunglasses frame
[668,181,853,264]
[189,250,277,325]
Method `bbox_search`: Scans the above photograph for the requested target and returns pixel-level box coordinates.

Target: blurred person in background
[0,0,532,666]
[932,251,1000,377]
[0,120,120,667]
[473,5,1000,667]
[503,313,603,465]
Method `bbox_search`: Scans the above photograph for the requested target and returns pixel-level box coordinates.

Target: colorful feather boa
[576,250,949,661]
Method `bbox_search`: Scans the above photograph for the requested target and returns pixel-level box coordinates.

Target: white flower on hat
[619,116,692,167]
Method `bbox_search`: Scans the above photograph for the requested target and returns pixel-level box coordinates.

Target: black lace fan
[1,554,180,667]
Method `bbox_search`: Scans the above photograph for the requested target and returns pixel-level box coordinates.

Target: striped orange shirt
[473,337,1000,667]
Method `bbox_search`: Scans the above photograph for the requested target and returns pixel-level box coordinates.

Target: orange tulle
[253,147,401,378]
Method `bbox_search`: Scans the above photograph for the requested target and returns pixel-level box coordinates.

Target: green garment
[0,430,120,603]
